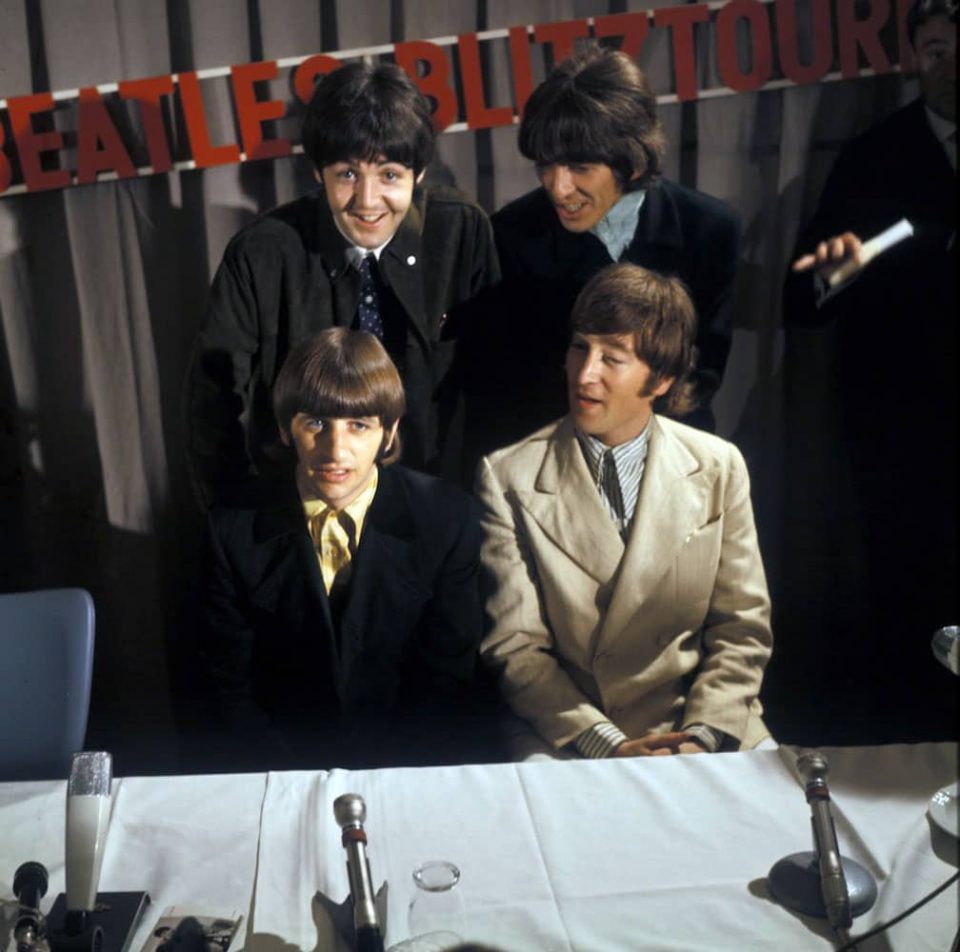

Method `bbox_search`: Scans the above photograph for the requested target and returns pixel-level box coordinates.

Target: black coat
[201,464,501,768]
[463,179,740,461]
[185,186,500,506]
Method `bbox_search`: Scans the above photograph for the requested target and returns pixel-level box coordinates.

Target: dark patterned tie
[601,450,627,538]
[357,254,384,339]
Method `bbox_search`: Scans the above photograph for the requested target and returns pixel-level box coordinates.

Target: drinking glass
[405,860,464,949]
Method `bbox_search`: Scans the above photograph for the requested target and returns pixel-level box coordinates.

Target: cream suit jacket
[477,415,772,751]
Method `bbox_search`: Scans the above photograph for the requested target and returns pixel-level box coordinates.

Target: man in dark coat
[186,61,499,507]
[466,45,739,464]
[202,329,501,769]
[784,0,956,738]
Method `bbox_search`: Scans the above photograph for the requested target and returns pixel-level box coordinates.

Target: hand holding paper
[792,219,915,304]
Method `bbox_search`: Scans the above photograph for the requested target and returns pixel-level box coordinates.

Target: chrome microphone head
[333,793,367,830]
[797,750,829,784]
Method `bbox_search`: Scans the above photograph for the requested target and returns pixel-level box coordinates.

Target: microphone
[13,861,50,952]
[797,751,851,930]
[333,794,385,952]
[64,751,113,935]
[768,750,877,933]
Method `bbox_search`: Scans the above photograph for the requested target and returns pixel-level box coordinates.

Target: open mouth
[556,202,587,214]
[574,391,602,409]
[315,468,351,482]
[351,212,387,224]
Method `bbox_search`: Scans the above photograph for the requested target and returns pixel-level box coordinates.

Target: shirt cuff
[574,722,628,759]
[683,723,723,753]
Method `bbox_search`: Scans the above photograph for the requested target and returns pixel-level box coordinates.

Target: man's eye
[307,419,325,430]
[337,169,357,180]
[568,163,591,174]
[603,355,625,366]
[382,169,400,181]
[349,420,369,431]
[569,340,588,352]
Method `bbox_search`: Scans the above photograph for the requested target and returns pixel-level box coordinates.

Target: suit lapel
[630,183,684,259]
[252,499,340,674]
[515,419,624,585]
[600,418,712,641]
[337,467,422,676]
[379,193,428,348]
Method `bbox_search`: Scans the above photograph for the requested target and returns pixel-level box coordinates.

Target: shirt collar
[575,420,652,483]
[590,189,646,261]
[331,217,394,265]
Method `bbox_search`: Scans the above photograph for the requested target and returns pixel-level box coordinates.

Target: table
[1,745,957,951]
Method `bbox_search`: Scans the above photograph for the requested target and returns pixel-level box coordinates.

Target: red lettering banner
[0,1,911,196]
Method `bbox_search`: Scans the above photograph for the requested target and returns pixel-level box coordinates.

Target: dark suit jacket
[464,180,740,460]
[185,186,499,506]
[781,98,957,697]
[201,464,501,768]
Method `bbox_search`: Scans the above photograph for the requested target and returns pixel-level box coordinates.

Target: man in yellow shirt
[201,328,499,769]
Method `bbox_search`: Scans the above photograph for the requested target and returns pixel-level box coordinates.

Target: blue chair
[0,588,95,781]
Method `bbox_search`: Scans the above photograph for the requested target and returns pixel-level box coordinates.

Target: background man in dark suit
[467,44,739,464]
[186,61,499,507]
[784,0,956,738]
[202,329,499,769]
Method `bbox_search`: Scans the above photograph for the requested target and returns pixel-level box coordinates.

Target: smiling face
[914,15,957,121]
[537,161,627,233]
[321,157,422,249]
[285,414,397,509]
[565,332,673,446]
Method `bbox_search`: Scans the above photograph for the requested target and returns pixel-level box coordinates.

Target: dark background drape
[1,0,953,772]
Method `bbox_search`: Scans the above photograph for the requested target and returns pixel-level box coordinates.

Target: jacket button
[406,254,417,266]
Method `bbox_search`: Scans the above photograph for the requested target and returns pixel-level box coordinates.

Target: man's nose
[545,165,574,199]
[576,351,600,385]
[319,424,346,459]
[355,174,379,208]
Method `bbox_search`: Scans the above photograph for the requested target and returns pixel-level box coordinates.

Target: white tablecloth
[0,774,265,952]
[1,745,956,952]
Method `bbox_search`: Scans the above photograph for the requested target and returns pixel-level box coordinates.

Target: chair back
[0,588,95,781]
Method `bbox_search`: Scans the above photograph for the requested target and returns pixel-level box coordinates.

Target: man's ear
[650,375,675,399]
[383,420,400,452]
[415,168,426,185]
[279,426,291,446]
[313,168,323,185]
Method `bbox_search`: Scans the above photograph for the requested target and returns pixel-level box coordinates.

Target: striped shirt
[576,423,651,539]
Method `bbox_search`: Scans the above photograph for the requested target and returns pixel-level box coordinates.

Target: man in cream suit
[478,264,772,758]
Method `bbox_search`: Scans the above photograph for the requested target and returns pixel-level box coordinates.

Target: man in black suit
[467,45,739,460]
[784,0,956,737]
[202,328,499,769]
[186,61,498,507]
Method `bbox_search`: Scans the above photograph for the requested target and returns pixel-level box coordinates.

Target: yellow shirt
[302,469,379,594]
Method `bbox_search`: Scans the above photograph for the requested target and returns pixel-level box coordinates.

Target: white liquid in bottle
[65,794,112,910]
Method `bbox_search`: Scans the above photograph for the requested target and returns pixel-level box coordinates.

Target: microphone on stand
[333,794,385,952]
[64,751,113,938]
[798,751,852,930]
[13,862,50,952]
[768,750,877,936]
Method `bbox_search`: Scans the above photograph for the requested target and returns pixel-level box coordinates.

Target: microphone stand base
[768,852,877,920]
[48,892,151,952]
